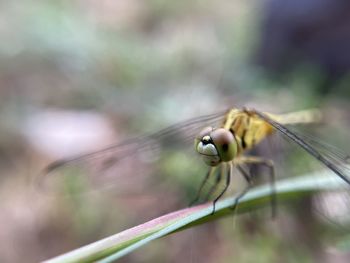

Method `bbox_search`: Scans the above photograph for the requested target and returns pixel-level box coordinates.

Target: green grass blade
[44,170,348,263]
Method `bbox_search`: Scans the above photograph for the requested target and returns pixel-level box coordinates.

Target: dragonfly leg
[231,164,253,213]
[211,164,231,215]
[234,156,276,218]
[203,168,222,202]
[189,167,216,206]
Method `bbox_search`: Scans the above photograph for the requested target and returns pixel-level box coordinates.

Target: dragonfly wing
[251,109,350,185]
[39,111,226,196]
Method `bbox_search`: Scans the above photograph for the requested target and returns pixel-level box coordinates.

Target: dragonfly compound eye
[195,126,220,166]
[210,128,237,162]
[194,126,213,152]
[195,127,237,166]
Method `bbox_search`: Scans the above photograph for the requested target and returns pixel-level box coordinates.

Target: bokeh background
[1,0,350,262]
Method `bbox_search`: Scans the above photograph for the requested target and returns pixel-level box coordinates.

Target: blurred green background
[1,0,350,262]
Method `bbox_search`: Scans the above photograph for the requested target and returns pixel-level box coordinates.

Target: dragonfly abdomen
[225,108,323,155]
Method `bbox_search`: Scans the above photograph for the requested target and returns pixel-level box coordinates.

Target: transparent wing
[252,109,350,185]
[38,110,227,197]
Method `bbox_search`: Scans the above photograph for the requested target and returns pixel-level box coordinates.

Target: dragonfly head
[195,127,237,166]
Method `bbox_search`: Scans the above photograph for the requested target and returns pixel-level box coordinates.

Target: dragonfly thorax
[195,127,238,166]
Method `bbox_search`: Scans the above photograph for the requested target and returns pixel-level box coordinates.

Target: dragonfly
[42,107,350,215]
